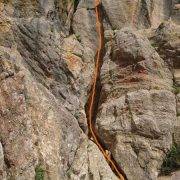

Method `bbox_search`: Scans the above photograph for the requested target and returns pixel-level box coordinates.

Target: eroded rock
[0,0,179,179]
[96,28,176,180]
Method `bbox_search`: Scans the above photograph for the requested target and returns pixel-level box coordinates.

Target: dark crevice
[138,0,152,28]
[69,0,80,35]
[101,4,113,30]
[74,0,80,13]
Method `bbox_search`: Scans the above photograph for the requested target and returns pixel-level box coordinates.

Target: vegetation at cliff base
[35,166,44,180]
[161,144,180,175]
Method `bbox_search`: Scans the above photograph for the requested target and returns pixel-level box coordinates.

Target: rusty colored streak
[86,0,126,180]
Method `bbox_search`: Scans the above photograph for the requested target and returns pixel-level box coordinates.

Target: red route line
[86,0,126,179]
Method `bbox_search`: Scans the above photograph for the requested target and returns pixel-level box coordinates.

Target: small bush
[35,166,44,180]
[161,144,180,175]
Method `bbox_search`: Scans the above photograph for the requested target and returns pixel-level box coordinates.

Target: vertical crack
[85,1,127,179]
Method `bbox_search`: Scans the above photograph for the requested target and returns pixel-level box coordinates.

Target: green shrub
[161,144,180,175]
[35,166,44,180]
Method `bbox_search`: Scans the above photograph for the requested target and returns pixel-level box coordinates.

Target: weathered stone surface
[101,27,173,98]
[172,1,180,25]
[0,142,6,180]
[96,28,176,180]
[174,116,180,145]
[174,69,180,86]
[67,139,118,180]
[158,170,180,180]
[0,46,87,179]
[151,21,180,69]
[102,0,172,30]
[0,0,179,179]
[96,90,176,180]
[73,0,98,60]
[0,0,121,179]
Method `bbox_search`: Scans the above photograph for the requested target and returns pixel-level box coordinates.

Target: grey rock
[67,139,118,180]
[172,2,180,24]
[158,170,180,180]
[0,0,179,180]
[73,1,98,59]
[0,143,6,180]
[102,0,172,30]
[151,21,180,68]
[174,116,180,145]
[96,28,176,179]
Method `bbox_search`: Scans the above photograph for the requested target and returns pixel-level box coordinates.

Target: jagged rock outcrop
[150,19,180,160]
[96,28,176,180]
[150,21,180,69]
[0,0,179,180]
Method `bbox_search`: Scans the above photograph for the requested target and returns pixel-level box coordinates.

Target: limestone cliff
[0,0,179,180]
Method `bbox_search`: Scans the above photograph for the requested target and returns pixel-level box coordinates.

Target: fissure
[85,0,127,179]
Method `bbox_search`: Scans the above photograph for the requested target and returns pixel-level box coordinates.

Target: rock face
[0,0,179,180]
[102,0,172,29]
[158,170,180,180]
[96,28,176,180]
